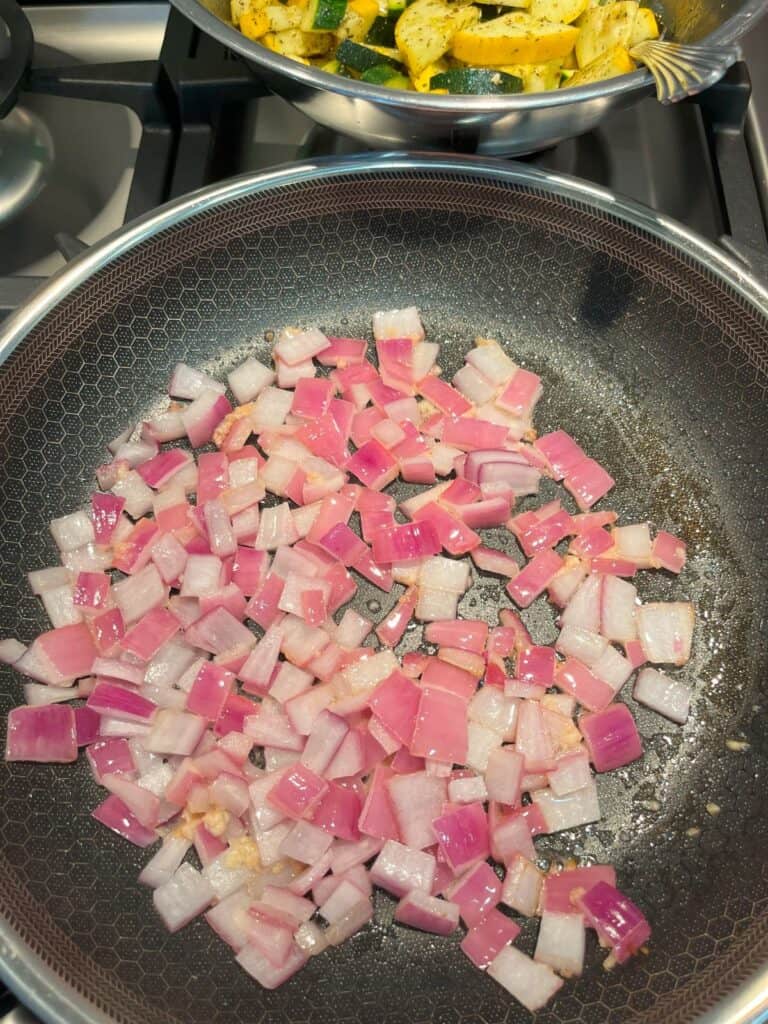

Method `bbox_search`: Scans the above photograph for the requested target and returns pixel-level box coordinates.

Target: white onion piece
[591,645,633,692]
[415,588,459,622]
[202,855,251,901]
[372,307,424,343]
[153,863,214,933]
[465,721,503,773]
[27,567,72,595]
[419,556,470,594]
[488,945,563,1012]
[634,667,691,723]
[228,357,276,404]
[40,585,82,628]
[468,687,517,740]
[370,841,436,897]
[139,836,191,888]
[636,602,694,665]
[534,911,585,977]
[502,855,543,917]
[112,471,155,518]
[555,625,608,667]
[206,889,253,952]
[600,576,638,643]
[448,774,488,804]
[49,511,95,553]
[560,575,601,633]
[613,523,652,566]
[533,780,601,832]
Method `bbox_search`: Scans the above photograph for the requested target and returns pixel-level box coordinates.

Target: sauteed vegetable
[3,307,697,1011]
[230,0,660,94]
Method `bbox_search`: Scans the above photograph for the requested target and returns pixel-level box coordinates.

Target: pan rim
[0,152,767,370]
[0,152,767,1024]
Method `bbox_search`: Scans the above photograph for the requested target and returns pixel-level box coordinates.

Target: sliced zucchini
[388,0,412,12]
[361,62,411,85]
[365,11,399,44]
[410,57,448,90]
[429,67,523,92]
[335,37,403,68]
[302,0,348,29]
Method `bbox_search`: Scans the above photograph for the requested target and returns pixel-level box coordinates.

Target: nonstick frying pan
[0,155,767,1024]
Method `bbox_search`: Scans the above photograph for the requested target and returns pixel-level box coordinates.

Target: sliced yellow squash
[265,5,305,30]
[630,6,660,44]
[395,0,479,76]
[529,0,587,22]
[336,0,380,39]
[575,1,637,67]
[262,26,333,53]
[451,11,578,65]
[240,7,270,37]
[563,42,635,83]
[231,0,251,24]
[499,58,562,90]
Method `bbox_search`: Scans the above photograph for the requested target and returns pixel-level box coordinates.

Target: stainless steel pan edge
[0,152,767,1024]
[169,0,768,153]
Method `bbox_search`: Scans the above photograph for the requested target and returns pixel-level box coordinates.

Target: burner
[0,104,52,225]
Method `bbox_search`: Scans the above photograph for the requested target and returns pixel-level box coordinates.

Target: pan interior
[0,167,766,1024]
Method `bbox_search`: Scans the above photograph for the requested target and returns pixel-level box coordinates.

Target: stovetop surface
[0,2,767,1019]
[2,0,767,323]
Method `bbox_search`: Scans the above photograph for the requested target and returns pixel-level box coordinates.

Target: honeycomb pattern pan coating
[0,157,766,1024]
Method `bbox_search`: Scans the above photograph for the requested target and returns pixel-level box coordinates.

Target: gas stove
[0,2,767,1018]
[2,0,768,328]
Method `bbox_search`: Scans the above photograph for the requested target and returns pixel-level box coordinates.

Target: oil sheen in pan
[156,300,754,889]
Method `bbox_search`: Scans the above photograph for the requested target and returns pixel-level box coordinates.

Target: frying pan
[0,154,767,1024]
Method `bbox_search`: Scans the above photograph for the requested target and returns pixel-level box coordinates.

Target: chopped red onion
[487,944,563,1011]
[395,889,460,936]
[3,306,689,1002]
[576,881,651,964]
[633,667,691,724]
[461,907,520,968]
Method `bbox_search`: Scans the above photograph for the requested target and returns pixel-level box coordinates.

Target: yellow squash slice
[630,6,660,44]
[529,0,588,24]
[452,11,578,65]
[575,1,637,66]
[240,7,270,37]
[563,42,635,83]
[262,26,333,53]
[499,58,562,90]
[395,0,480,76]
[336,0,380,40]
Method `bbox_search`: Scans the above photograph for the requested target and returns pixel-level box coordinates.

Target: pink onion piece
[488,944,563,1011]
[576,881,651,964]
[5,705,77,763]
[461,907,521,969]
[1,307,700,1003]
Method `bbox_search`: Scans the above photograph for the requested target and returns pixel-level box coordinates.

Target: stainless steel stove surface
[0,1,767,1018]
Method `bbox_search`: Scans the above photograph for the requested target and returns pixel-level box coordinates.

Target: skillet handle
[0,0,32,118]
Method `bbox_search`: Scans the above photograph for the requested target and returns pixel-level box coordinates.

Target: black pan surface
[0,158,766,1024]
